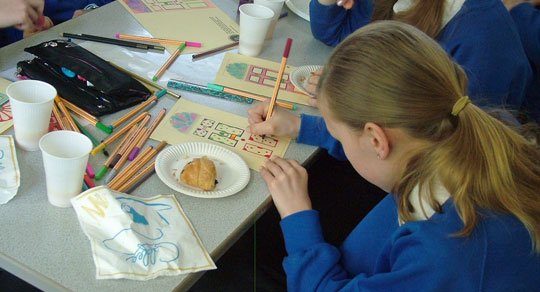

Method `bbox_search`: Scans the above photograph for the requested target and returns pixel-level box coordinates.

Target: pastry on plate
[180,156,217,191]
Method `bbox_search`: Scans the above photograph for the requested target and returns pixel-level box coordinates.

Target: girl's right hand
[247,101,301,138]
[305,67,324,107]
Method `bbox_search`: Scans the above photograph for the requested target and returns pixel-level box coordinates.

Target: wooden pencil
[115,160,156,193]
[91,112,148,155]
[192,41,238,60]
[108,145,154,189]
[266,38,293,120]
[51,103,67,130]
[110,90,165,129]
[55,97,79,133]
[116,34,201,47]
[108,61,180,99]
[128,108,166,160]
[152,43,186,82]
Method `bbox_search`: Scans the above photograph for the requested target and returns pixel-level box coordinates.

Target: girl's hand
[305,67,323,107]
[23,15,52,38]
[260,157,311,219]
[247,101,301,138]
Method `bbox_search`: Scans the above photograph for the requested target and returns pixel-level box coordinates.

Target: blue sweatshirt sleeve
[279,203,461,291]
[309,0,372,46]
[509,3,540,71]
[296,114,347,160]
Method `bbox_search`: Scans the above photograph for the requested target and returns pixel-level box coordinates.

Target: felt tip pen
[61,32,166,51]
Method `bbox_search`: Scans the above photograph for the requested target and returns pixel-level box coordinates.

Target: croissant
[180,156,217,191]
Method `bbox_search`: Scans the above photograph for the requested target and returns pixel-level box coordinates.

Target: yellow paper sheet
[0,78,14,134]
[214,53,311,105]
[150,99,292,171]
[117,0,239,54]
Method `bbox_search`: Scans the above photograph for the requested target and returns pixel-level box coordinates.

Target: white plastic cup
[254,0,285,40]
[39,131,92,208]
[239,4,275,56]
[7,80,56,151]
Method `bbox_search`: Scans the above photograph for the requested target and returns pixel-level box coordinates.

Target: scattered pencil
[116,160,156,193]
[266,38,293,120]
[152,43,186,82]
[61,32,165,51]
[91,112,148,155]
[192,41,238,61]
[207,83,296,110]
[115,34,201,47]
[109,89,166,130]
[128,108,166,161]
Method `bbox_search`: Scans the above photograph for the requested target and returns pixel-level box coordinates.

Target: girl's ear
[364,122,390,159]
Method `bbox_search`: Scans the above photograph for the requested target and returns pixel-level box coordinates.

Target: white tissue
[0,136,20,204]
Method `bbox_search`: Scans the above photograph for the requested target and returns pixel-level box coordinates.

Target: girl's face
[319,97,394,192]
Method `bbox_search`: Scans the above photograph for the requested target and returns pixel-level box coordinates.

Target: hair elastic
[451,96,470,116]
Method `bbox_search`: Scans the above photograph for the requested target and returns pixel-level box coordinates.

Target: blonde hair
[371,0,446,38]
[318,21,540,251]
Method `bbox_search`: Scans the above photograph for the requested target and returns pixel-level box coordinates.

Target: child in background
[503,0,540,121]
[249,21,540,291]
[0,0,45,46]
[0,0,112,47]
[307,0,538,121]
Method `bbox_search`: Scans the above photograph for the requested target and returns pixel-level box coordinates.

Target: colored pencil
[61,32,165,51]
[51,103,67,130]
[55,96,79,133]
[108,146,154,189]
[128,108,166,161]
[207,83,296,110]
[192,41,239,61]
[108,62,181,99]
[110,89,165,129]
[59,97,111,134]
[109,141,167,190]
[152,43,186,82]
[72,116,109,156]
[266,38,293,120]
[91,112,148,155]
[95,123,141,180]
[115,34,201,47]
[116,160,156,193]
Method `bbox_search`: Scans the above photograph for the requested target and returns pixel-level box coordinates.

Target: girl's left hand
[260,157,312,219]
[337,0,355,9]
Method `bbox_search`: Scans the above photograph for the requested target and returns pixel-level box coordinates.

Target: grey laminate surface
[0,1,332,291]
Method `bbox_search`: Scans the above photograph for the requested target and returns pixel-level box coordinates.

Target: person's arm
[279,199,451,291]
[309,0,372,46]
[508,3,540,70]
[297,115,347,160]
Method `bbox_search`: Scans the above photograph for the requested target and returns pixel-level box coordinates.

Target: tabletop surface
[0,1,332,291]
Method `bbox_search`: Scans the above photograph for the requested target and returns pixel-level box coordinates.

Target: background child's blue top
[0,1,112,48]
[508,3,540,121]
[280,194,540,291]
[310,0,535,114]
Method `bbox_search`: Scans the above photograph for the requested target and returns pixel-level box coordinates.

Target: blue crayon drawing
[0,150,5,171]
[102,196,179,267]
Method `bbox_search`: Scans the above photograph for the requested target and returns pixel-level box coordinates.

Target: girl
[248,21,540,290]
[307,0,539,121]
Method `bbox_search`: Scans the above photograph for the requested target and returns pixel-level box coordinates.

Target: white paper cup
[254,0,285,40]
[239,4,274,56]
[7,80,56,151]
[39,131,92,208]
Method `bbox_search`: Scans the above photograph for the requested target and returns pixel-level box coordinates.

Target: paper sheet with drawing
[214,52,311,105]
[72,186,216,280]
[150,99,292,171]
[0,78,14,134]
[117,0,239,54]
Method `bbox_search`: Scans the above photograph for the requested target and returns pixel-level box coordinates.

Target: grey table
[0,1,333,291]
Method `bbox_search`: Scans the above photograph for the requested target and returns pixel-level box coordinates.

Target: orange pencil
[266,38,293,120]
[110,89,166,129]
[152,43,186,82]
[115,160,156,193]
[55,97,79,133]
[128,108,166,161]
[91,112,148,155]
[108,145,154,189]
[115,34,201,47]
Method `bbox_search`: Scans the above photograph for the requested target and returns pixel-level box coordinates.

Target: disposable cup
[239,4,274,56]
[254,0,285,39]
[6,80,56,151]
[39,131,92,208]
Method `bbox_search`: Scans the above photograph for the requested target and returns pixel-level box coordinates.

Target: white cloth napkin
[71,186,216,280]
[0,135,20,204]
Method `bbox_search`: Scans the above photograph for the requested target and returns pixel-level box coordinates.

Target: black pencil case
[16,39,151,117]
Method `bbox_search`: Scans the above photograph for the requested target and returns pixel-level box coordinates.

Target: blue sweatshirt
[280,195,540,291]
[309,0,533,113]
[508,3,540,121]
[0,1,112,48]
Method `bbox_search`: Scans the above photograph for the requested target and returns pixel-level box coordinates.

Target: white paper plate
[290,65,323,97]
[286,0,310,21]
[155,142,250,198]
